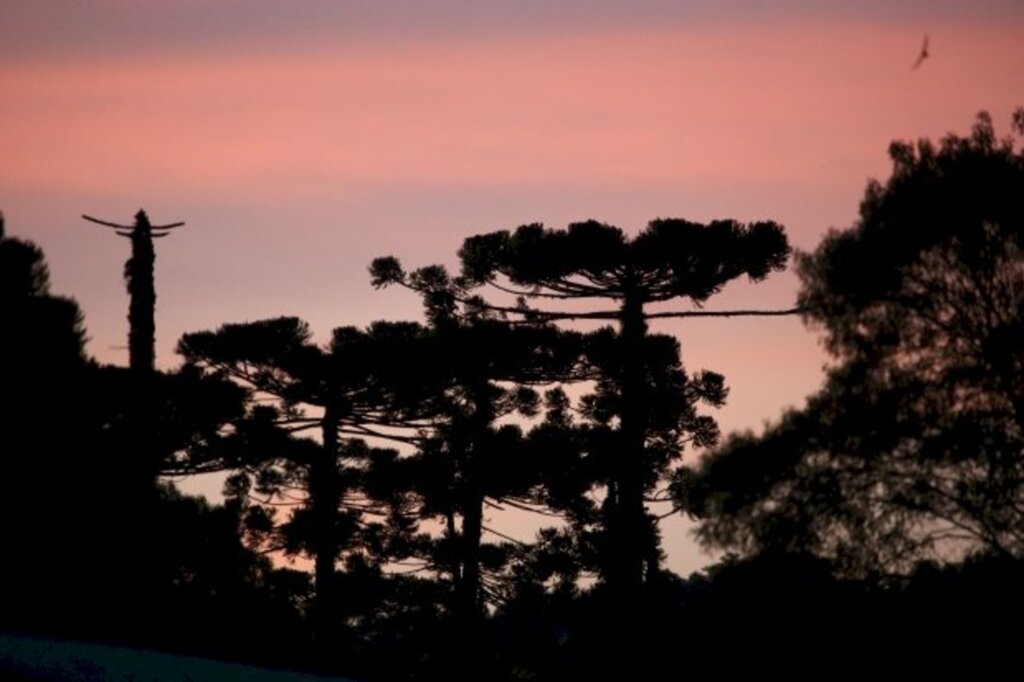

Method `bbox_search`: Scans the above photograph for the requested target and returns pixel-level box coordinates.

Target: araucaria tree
[178,317,431,653]
[390,313,585,629]
[82,209,184,374]
[373,218,791,613]
[689,110,1024,572]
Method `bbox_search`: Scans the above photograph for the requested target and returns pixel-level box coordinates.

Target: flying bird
[912,35,929,70]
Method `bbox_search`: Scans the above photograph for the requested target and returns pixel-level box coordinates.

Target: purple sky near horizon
[2,1,1022,575]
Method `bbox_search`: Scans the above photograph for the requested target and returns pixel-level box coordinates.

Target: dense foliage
[2,111,1021,679]
[689,110,1024,573]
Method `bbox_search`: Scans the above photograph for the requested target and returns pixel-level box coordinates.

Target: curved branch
[82,214,131,229]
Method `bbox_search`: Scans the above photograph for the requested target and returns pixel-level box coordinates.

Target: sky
[2,1,1022,575]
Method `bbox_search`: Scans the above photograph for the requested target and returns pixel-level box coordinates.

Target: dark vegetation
[1,111,1021,678]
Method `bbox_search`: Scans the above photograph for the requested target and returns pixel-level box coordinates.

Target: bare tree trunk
[126,210,156,374]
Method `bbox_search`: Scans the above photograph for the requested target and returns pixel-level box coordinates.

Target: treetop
[457,218,789,304]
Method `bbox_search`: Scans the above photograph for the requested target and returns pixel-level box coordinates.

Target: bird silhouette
[912,35,929,70]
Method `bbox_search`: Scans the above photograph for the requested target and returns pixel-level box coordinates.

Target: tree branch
[82,214,131,229]
[482,525,528,545]
[646,307,803,320]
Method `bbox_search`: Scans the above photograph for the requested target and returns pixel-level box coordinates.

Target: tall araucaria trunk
[311,405,341,656]
[609,282,649,613]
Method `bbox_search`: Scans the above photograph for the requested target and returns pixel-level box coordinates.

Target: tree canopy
[688,110,1024,571]
[373,217,791,640]
[8,111,1024,679]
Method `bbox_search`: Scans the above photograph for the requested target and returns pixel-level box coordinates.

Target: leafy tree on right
[687,110,1024,573]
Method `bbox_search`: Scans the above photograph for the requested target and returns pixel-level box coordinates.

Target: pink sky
[2,2,1022,574]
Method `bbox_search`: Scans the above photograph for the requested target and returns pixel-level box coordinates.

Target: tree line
[1,110,1021,679]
